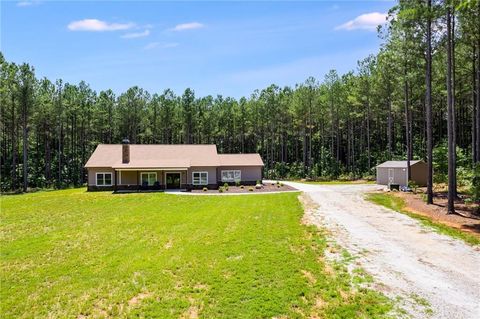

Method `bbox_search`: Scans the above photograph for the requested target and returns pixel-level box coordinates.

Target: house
[84,140,264,191]
[376,160,428,187]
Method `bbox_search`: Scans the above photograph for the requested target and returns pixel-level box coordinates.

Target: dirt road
[283,181,480,319]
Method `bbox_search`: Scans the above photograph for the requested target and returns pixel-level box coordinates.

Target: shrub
[277,184,281,188]
[276,180,280,185]
[202,187,208,192]
[408,180,419,194]
[240,185,244,189]
[218,187,224,193]
[256,180,261,185]
[235,180,241,187]
[279,182,284,187]
[248,187,254,192]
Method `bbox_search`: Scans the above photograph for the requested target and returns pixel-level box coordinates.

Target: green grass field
[1,189,391,318]
[366,193,480,246]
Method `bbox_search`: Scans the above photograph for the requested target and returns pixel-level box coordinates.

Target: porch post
[114,170,118,192]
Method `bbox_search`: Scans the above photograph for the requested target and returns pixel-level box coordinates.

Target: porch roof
[112,159,191,169]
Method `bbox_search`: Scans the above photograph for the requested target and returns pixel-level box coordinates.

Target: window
[96,172,112,186]
[192,172,208,185]
[141,172,157,186]
[221,170,241,182]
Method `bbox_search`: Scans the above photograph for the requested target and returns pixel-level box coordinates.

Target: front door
[166,173,181,189]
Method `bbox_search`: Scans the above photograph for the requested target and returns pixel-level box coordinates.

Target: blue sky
[2,1,394,98]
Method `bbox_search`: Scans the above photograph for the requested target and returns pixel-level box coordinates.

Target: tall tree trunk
[44,125,51,185]
[302,120,307,172]
[11,94,17,190]
[446,7,456,214]
[366,96,371,169]
[426,0,433,204]
[308,92,313,171]
[22,96,28,192]
[452,12,457,197]
[58,122,62,188]
[387,95,392,160]
[476,18,480,163]
[404,72,411,181]
[472,45,477,164]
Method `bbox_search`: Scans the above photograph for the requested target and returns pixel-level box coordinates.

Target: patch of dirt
[314,296,326,309]
[226,255,243,261]
[164,239,173,249]
[393,191,480,238]
[298,193,320,226]
[180,297,202,319]
[193,283,208,290]
[128,291,152,306]
[301,270,317,284]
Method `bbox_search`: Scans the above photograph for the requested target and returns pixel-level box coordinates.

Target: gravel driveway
[283,181,480,319]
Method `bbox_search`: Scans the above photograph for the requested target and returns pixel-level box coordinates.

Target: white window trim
[192,171,208,185]
[221,170,241,182]
[140,172,157,186]
[96,172,113,186]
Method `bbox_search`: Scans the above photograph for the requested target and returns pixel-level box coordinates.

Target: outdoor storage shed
[376,160,428,187]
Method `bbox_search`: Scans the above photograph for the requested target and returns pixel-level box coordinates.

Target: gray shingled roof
[376,160,423,168]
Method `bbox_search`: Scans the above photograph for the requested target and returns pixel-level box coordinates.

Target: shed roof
[376,160,424,168]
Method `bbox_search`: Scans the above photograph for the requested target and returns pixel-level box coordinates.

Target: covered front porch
[115,168,188,191]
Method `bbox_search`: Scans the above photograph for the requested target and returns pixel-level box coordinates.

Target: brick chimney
[122,139,130,164]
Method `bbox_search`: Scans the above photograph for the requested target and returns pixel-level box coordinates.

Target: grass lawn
[366,193,480,246]
[1,189,391,318]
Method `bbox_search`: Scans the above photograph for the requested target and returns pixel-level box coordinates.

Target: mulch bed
[190,183,297,193]
[392,191,480,238]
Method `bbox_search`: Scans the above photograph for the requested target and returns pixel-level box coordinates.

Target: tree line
[1,0,479,211]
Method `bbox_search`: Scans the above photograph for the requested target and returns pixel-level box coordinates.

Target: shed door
[388,169,394,184]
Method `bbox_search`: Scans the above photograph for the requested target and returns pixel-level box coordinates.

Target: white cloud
[335,12,387,31]
[170,22,204,32]
[162,42,179,48]
[144,42,160,50]
[68,19,134,32]
[17,0,40,7]
[121,29,150,39]
[144,42,179,50]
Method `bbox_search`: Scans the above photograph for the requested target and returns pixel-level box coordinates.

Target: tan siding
[119,171,137,185]
[119,170,170,185]
[187,167,217,184]
[87,167,115,186]
[217,166,262,182]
